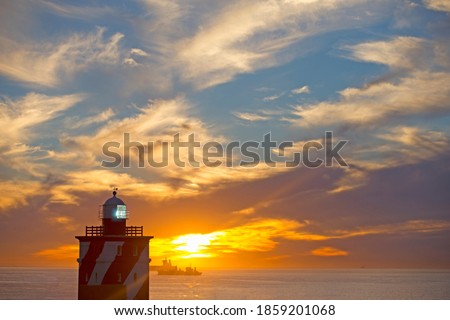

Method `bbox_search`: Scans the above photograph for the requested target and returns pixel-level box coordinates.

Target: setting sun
[171,233,222,258]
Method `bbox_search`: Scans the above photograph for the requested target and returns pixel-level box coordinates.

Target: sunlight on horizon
[171,232,224,258]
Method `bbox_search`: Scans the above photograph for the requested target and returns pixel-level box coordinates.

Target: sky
[0,0,449,269]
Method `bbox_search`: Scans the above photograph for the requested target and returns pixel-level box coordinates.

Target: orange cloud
[34,218,450,266]
[0,180,44,211]
[137,218,312,264]
[337,220,450,238]
[47,215,79,232]
[311,246,349,257]
[48,169,198,205]
[35,245,79,261]
[232,207,256,215]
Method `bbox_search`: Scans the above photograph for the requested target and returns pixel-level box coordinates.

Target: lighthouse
[76,189,153,300]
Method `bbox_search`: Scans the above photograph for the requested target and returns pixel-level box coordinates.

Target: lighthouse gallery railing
[85,226,144,236]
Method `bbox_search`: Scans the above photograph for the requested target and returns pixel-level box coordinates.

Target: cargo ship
[157,258,202,276]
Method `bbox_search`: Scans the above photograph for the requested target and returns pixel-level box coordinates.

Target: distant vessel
[157,258,202,276]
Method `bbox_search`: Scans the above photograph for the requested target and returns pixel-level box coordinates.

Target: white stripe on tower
[124,246,149,299]
[88,241,124,285]
[78,242,90,262]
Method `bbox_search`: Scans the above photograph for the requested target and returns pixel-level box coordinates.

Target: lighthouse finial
[113,187,118,197]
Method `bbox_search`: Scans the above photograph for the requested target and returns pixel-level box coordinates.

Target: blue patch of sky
[0,78,31,99]
[188,29,387,142]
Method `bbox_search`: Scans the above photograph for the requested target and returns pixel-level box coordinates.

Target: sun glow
[171,233,221,257]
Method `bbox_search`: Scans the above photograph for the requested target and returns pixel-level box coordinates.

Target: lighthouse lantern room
[76,189,153,300]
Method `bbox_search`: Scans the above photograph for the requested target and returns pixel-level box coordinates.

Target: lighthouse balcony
[84,225,144,236]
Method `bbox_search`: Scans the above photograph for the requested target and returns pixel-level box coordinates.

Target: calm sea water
[0,268,449,300]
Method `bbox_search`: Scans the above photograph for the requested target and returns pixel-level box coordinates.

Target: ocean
[0,268,449,300]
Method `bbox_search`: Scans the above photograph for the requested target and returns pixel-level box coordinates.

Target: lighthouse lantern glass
[116,205,127,219]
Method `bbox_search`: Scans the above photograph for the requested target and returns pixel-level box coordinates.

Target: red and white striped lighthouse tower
[76,189,153,300]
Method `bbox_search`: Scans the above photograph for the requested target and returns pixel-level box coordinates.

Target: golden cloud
[34,244,79,260]
[311,246,348,257]
[232,207,256,215]
[0,96,291,210]
[0,28,123,87]
[34,218,450,264]
[0,180,44,211]
[424,0,450,13]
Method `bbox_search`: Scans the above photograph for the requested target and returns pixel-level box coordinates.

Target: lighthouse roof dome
[103,191,125,206]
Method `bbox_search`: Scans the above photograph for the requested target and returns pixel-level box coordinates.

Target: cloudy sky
[0,0,449,269]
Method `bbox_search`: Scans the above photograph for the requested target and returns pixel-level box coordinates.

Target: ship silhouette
[157,258,202,276]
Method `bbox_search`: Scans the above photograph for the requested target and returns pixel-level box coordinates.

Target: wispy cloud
[67,108,115,129]
[0,93,84,143]
[329,125,450,193]
[37,1,118,19]
[0,180,44,210]
[311,246,348,257]
[130,48,149,57]
[345,36,432,69]
[263,93,284,102]
[291,85,310,95]
[0,27,123,87]
[291,71,450,127]
[233,112,270,121]
[48,170,199,205]
[424,0,450,13]
[47,215,78,232]
[377,126,450,158]
[232,207,256,215]
[0,93,84,181]
[334,220,450,238]
[291,36,450,127]
[255,87,275,92]
[260,108,287,116]
[172,0,389,89]
[287,34,450,194]
[328,168,368,194]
